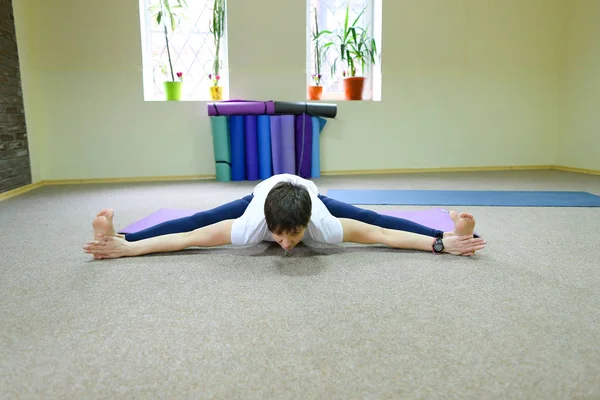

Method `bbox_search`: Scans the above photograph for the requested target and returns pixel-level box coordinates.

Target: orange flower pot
[308,85,323,100]
[343,77,365,100]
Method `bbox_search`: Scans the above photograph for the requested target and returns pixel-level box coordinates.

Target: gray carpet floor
[1,170,599,399]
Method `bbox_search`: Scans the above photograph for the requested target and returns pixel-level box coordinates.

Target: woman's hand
[442,235,487,256]
[84,234,132,259]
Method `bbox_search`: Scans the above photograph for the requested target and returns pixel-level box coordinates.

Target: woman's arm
[85,220,235,259]
[128,219,235,256]
[338,218,486,256]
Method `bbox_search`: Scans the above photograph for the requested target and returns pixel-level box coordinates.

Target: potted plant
[208,0,226,101]
[309,7,332,100]
[149,0,187,101]
[328,4,378,100]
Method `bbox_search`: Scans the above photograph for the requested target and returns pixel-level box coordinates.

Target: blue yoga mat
[229,115,245,181]
[257,115,272,179]
[244,115,259,181]
[325,189,600,207]
[311,116,326,178]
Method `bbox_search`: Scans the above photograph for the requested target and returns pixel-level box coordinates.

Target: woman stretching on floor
[83,174,486,259]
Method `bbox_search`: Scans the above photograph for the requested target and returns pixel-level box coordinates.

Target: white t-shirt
[230,174,344,246]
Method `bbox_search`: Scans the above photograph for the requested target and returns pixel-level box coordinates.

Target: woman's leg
[124,194,254,242]
[318,195,444,238]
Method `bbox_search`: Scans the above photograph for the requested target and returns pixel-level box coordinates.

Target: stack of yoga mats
[208,100,335,182]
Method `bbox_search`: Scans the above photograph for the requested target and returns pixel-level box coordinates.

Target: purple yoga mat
[119,207,456,235]
[295,114,313,178]
[270,116,283,175]
[280,115,296,174]
[244,115,259,181]
[207,100,275,116]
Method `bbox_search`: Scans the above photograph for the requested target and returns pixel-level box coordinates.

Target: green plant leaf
[163,0,172,14]
[313,30,332,40]
[351,8,364,28]
[343,4,349,41]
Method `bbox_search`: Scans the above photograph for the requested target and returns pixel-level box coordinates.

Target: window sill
[306,91,380,102]
[144,98,230,102]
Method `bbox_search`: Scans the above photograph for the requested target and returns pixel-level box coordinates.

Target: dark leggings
[124,194,444,242]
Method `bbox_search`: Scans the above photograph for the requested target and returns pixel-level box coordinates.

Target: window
[307,0,382,101]
[139,0,229,101]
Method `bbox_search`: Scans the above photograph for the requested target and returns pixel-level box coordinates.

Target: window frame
[306,0,382,101]
[138,0,231,102]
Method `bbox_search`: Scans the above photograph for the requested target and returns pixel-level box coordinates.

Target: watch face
[434,240,444,252]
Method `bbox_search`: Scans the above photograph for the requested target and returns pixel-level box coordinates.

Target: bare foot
[90,209,122,259]
[95,209,116,237]
[446,211,477,256]
[449,210,476,236]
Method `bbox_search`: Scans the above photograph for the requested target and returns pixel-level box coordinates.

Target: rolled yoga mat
[294,114,313,178]
[280,115,296,174]
[257,115,272,179]
[207,100,275,116]
[273,101,337,119]
[325,189,600,207]
[119,207,460,235]
[311,116,327,178]
[244,115,259,181]
[209,116,231,182]
[270,116,284,175]
[229,115,246,181]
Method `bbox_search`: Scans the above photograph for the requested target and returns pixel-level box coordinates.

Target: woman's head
[264,181,312,250]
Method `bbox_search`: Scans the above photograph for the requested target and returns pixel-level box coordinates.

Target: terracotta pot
[308,85,323,100]
[210,86,223,101]
[343,77,365,100]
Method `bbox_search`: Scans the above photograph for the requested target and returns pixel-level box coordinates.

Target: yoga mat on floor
[119,207,457,235]
[325,189,600,207]
[209,116,231,182]
[118,209,198,234]
[280,115,296,174]
[207,100,275,116]
[229,115,246,181]
[295,113,313,178]
[244,115,259,181]
[257,115,272,179]
[273,101,337,118]
[270,116,284,175]
[311,116,327,178]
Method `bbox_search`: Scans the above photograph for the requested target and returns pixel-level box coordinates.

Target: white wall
[559,0,600,171]
[13,0,564,181]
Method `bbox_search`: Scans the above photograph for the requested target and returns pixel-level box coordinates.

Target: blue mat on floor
[325,189,600,207]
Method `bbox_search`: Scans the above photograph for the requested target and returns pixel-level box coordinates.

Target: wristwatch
[432,237,444,254]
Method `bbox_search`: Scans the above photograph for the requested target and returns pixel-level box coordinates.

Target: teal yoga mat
[209,116,231,182]
[325,189,600,207]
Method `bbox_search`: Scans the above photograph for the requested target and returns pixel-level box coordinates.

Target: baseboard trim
[41,175,215,185]
[320,165,555,176]
[2,165,598,202]
[552,165,600,176]
[0,182,44,201]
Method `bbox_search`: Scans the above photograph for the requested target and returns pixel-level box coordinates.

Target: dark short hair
[264,180,312,235]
